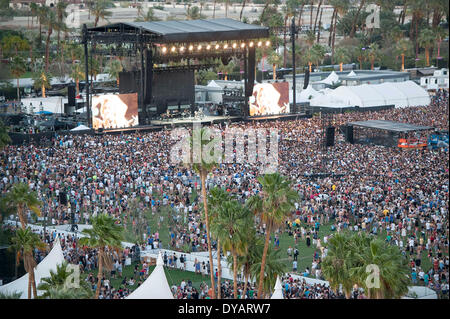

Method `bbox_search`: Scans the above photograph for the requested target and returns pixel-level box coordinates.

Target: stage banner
[92,93,139,129]
[249,82,290,116]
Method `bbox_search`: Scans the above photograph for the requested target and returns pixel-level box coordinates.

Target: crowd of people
[0,89,448,299]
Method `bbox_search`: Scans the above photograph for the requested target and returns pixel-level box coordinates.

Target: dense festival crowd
[0,89,448,299]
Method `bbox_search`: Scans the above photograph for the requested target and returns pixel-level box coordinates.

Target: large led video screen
[249,82,290,116]
[92,93,139,129]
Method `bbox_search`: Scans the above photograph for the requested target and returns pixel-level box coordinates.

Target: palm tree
[0,291,22,299]
[418,28,436,67]
[1,35,29,57]
[10,228,46,299]
[240,0,248,21]
[267,50,282,80]
[321,232,356,298]
[38,261,93,299]
[9,56,26,102]
[108,59,123,86]
[79,213,124,299]
[249,239,286,298]
[39,6,57,73]
[212,200,250,299]
[92,0,113,27]
[367,43,381,70]
[354,44,367,70]
[334,47,351,71]
[3,183,41,230]
[207,187,231,299]
[70,63,85,97]
[311,43,326,69]
[350,235,410,299]
[395,38,413,71]
[189,127,222,299]
[0,119,11,150]
[349,0,366,38]
[246,173,298,299]
[303,47,315,72]
[330,0,349,58]
[32,69,52,98]
[136,7,161,22]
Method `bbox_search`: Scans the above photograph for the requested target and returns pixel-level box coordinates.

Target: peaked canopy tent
[299,85,320,100]
[0,239,65,299]
[309,81,431,109]
[84,19,270,124]
[126,252,174,299]
[271,276,284,299]
[318,71,340,85]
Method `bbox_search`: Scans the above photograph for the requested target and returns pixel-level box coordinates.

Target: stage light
[215,44,220,50]
[257,41,262,47]
[180,46,185,52]
[188,45,194,51]
[224,43,229,49]
[171,46,176,53]
[249,41,254,47]
[232,43,237,49]
[240,43,245,48]
[162,47,167,54]
[206,44,211,50]
[265,40,271,47]
[198,44,202,51]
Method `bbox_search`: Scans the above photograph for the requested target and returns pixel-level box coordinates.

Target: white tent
[318,71,340,85]
[271,276,284,299]
[0,239,65,299]
[309,81,430,108]
[348,70,357,77]
[299,85,320,100]
[126,252,174,299]
[71,124,91,131]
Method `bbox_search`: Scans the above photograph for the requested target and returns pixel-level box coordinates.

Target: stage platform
[150,113,310,127]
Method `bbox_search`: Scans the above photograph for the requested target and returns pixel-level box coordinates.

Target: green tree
[418,28,435,67]
[334,47,351,71]
[1,35,29,57]
[212,200,250,298]
[267,50,282,80]
[70,63,85,96]
[32,69,52,98]
[107,59,123,86]
[10,228,46,299]
[395,38,413,71]
[38,261,93,299]
[92,0,113,27]
[2,182,41,230]
[9,56,26,102]
[0,119,11,150]
[79,213,124,299]
[189,127,222,299]
[246,173,298,299]
[367,43,381,70]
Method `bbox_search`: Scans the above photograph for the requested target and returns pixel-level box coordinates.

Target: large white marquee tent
[309,80,431,108]
[0,239,65,299]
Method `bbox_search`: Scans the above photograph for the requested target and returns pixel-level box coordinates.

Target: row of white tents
[298,72,431,109]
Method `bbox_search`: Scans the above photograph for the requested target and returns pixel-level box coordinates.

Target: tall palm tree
[334,47,351,71]
[38,261,93,299]
[92,0,113,27]
[10,228,46,299]
[70,63,85,97]
[313,0,323,34]
[395,38,413,71]
[9,56,26,102]
[3,183,41,230]
[0,119,11,150]
[418,28,436,67]
[1,35,29,57]
[107,59,123,86]
[39,6,57,73]
[354,44,367,70]
[79,213,124,299]
[311,43,326,69]
[321,232,356,298]
[32,69,52,98]
[207,187,231,299]
[247,173,298,299]
[240,0,248,21]
[349,0,366,38]
[367,43,381,70]
[330,0,349,58]
[189,127,222,299]
[212,200,250,299]
[267,50,282,80]
[55,1,68,70]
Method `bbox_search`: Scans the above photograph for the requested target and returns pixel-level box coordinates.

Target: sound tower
[326,126,335,147]
[59,191,67,205]
[346,125,354,144]
[68,84,76,106]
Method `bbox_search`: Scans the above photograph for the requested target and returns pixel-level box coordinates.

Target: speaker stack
[326,127,335,147]
[346,125,354,144]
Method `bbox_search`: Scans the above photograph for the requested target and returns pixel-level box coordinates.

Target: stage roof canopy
[348,120,434,132]
[88,18,269,43]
